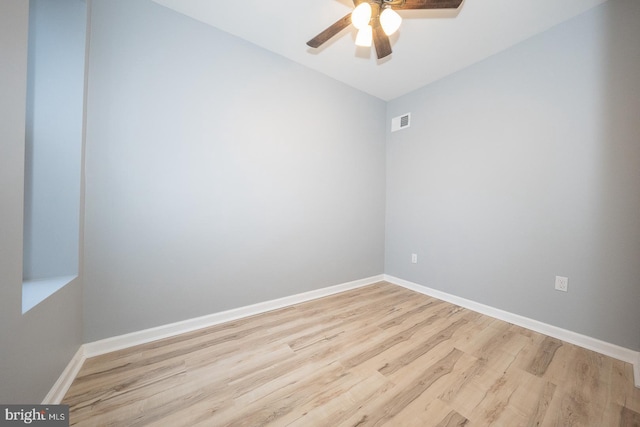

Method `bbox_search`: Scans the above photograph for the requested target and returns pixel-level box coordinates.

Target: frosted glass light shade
[380,7,402,36]
[355,25,373,47]
[351,3,372,30]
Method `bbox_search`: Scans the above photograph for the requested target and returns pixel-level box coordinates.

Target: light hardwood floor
[63,282,640,426]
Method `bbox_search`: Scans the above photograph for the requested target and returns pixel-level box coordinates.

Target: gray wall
[23,0,86,280]
[386,0,640,351]
[83,0,386,341]
[0,0,84,403]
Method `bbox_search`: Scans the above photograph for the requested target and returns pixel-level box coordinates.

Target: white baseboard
[384,274,640,388]
[83,274,384,358]
[42,346,86,404]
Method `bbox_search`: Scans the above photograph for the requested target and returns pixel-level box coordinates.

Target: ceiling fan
[307,0,464,59]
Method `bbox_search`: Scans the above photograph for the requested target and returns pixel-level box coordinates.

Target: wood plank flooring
[63,282,640,426]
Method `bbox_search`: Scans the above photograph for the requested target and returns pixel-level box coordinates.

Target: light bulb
[351,2,372,30]
[355,25,373,47]
[380,7,402,36]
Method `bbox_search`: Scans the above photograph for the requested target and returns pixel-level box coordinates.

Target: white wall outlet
[411,253,418,264]
[555,276,568,292]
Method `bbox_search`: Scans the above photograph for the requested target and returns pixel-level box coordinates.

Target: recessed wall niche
[22,0,87,313]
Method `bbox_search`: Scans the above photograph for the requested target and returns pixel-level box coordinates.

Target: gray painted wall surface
[23,0,86,280]
[0,0,83,403]
[83,0,386,341]
[386,0,640,351]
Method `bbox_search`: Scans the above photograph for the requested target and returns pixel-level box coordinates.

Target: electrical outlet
[555,276,568,292]
[411,253,418,264]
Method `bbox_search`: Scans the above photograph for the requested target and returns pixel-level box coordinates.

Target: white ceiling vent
[391,113,411,132]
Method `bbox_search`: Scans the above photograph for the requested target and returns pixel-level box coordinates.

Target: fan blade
[307,14,352,48]
[394,0,463,9]
[371,7,392,59]
[372,26,392,59]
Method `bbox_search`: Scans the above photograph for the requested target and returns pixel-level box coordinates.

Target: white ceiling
[151,0,608,101]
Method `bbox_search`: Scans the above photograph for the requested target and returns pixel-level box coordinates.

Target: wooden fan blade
[307,14,352,48]
[394,0,464,9]
[371,7,392,59]
[372,26,392,58]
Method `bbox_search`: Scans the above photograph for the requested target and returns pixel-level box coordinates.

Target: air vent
[391,113,411,132]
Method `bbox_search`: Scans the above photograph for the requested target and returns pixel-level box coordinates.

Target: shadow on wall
[591,0,640,350]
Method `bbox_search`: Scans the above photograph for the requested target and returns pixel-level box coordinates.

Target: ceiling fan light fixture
[355,24,373,47]
[306,0,464,60]
[380,7,402,36]
[351,2,372,30]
